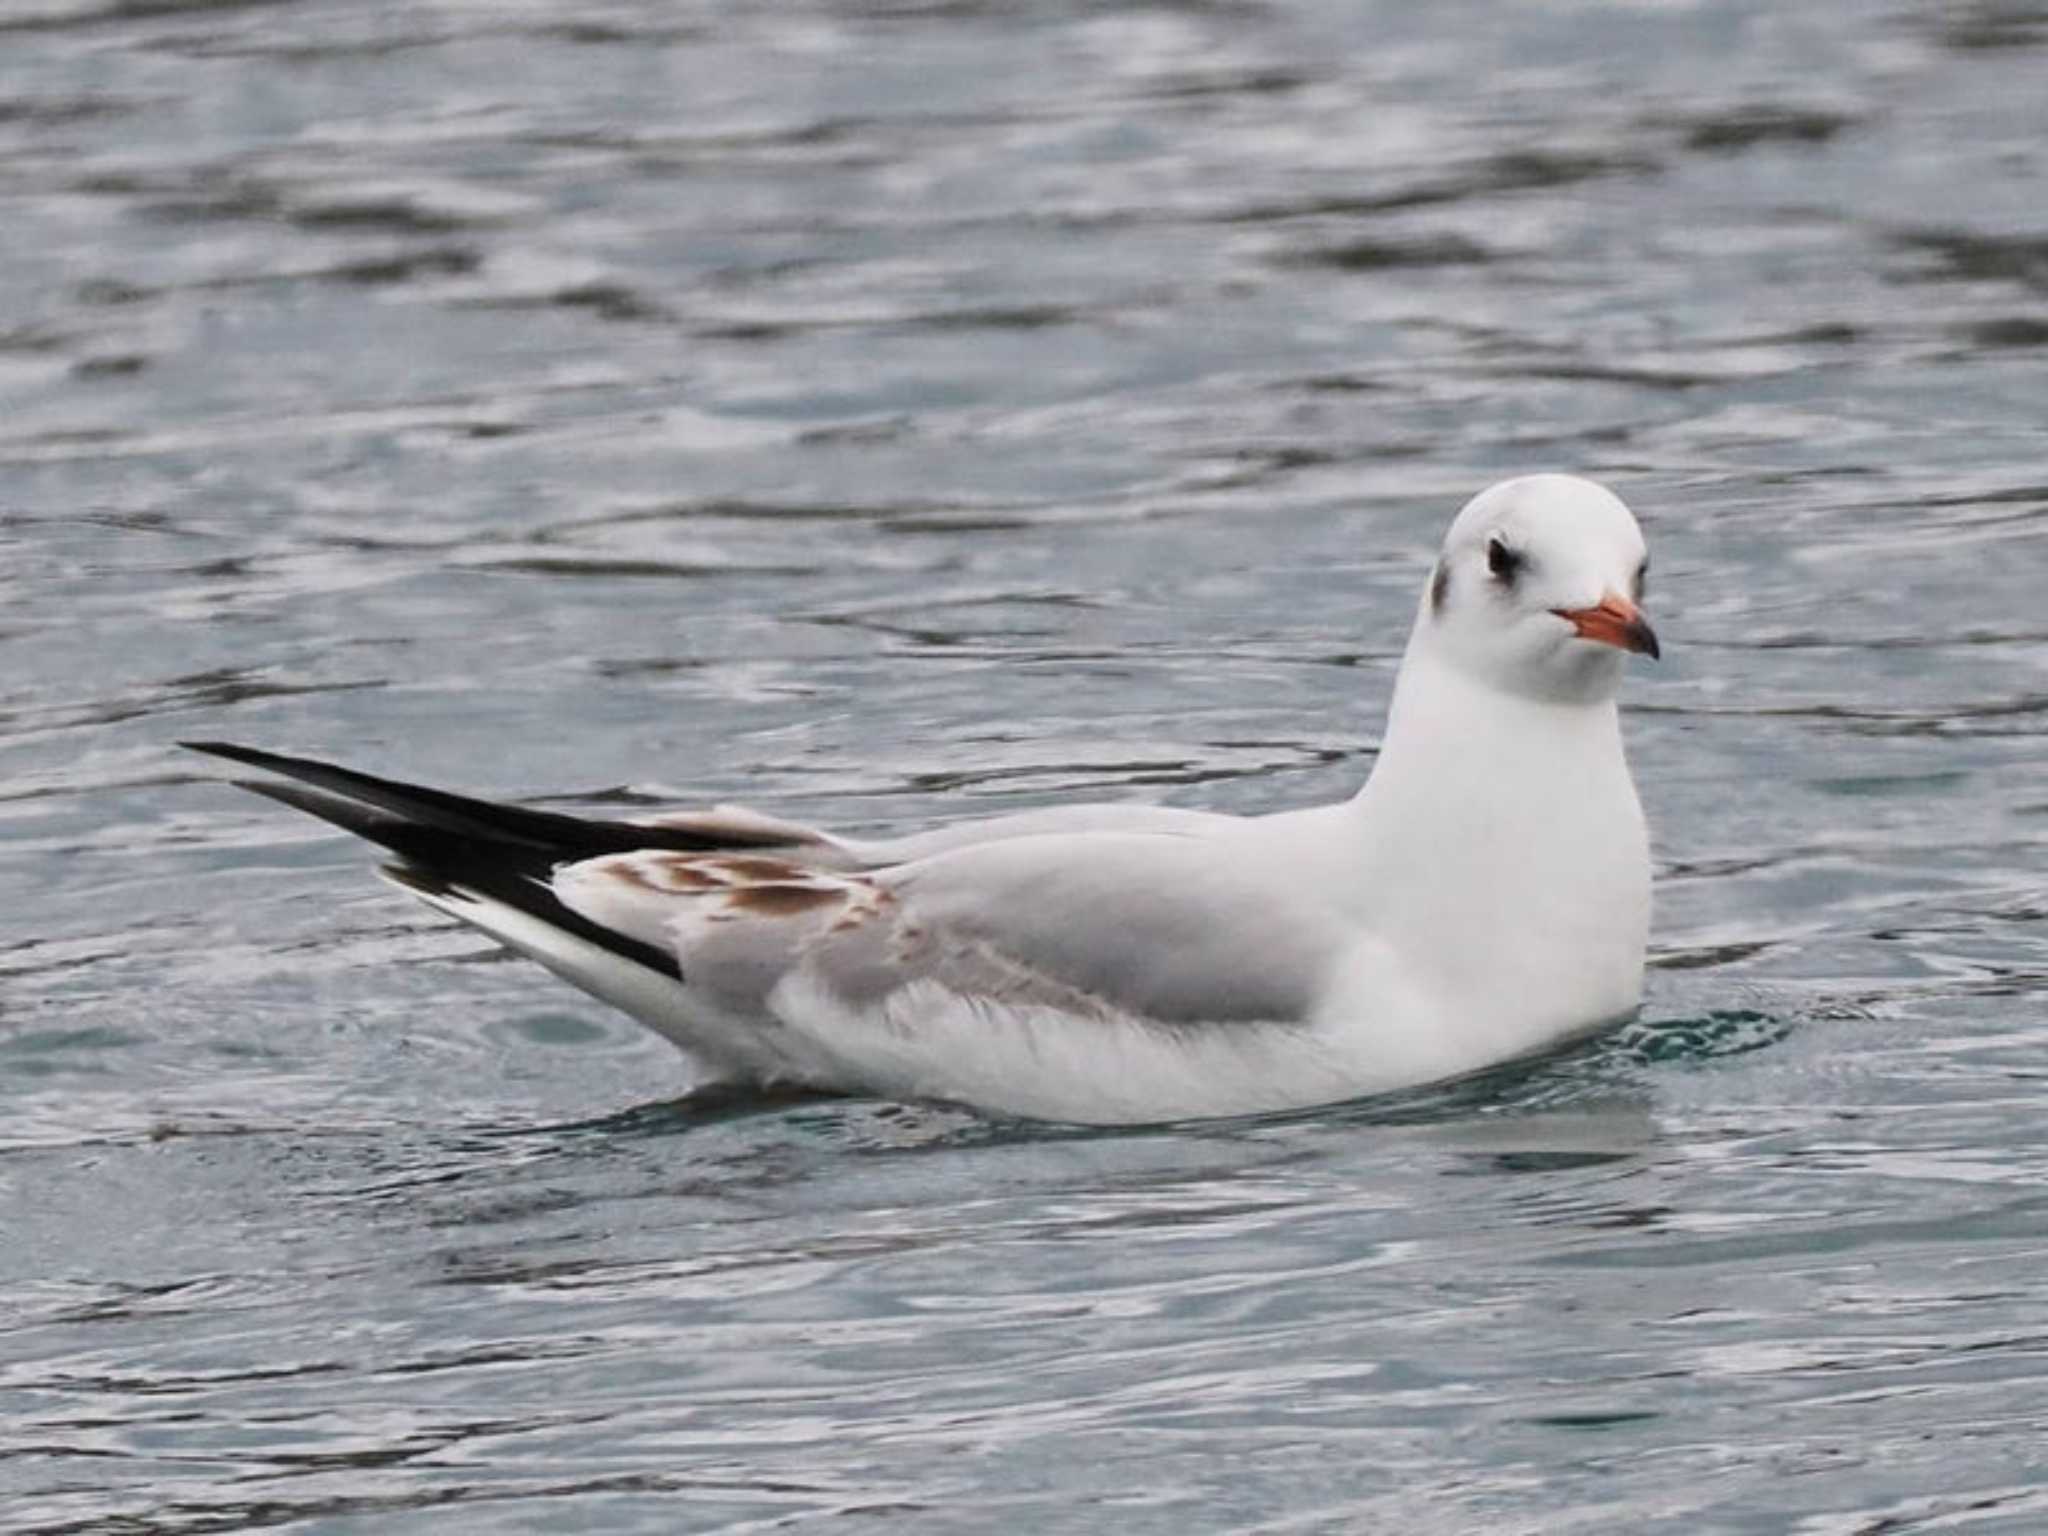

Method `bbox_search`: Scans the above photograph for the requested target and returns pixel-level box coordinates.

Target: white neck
[1371,633,1627,793]
[1339,628,1649,1040]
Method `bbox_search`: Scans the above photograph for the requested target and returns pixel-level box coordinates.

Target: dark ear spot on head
[1486,535,1523,584]
[1429,558,1450,614]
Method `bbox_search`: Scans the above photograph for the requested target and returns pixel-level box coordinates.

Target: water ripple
[5,0,2048,1530]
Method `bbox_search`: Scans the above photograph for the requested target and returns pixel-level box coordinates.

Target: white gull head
[1417,473,1657,706]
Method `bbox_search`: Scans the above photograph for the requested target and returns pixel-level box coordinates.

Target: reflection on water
[3,0,2047,1531]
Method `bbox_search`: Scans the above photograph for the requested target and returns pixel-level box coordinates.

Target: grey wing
[847,802,1243,866]
[550,831,1362,1115]
[637,800,1241,873]
[554,831,1348,1028]
[873,831,1347,1024]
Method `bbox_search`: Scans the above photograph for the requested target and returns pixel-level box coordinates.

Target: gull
[187,473,1659,1125]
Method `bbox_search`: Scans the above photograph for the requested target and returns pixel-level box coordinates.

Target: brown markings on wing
[602,860,661,891]
[597,851,874,925]
[713,855,818,883]
[607,851,844,892]
[830,884,896,932]
[604,855,723,892]
[724,882,844,917]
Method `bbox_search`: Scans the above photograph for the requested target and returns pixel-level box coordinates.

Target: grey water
[3,1,2046,1530]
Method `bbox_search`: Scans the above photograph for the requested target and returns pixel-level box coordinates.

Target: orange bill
[1552,592,1660,658]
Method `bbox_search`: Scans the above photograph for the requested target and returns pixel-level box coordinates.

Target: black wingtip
[209,768,686,982]
[183,740,578,852]
[183,740,308,775]
[183,741,795,859]
[228,777,408,849]
[183,740,335,774]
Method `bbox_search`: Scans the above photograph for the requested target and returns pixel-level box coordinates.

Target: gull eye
[1486,535,1522,583]
[1634,558,1649,601]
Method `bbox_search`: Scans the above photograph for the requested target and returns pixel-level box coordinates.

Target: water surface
[4,2,2046,1530]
